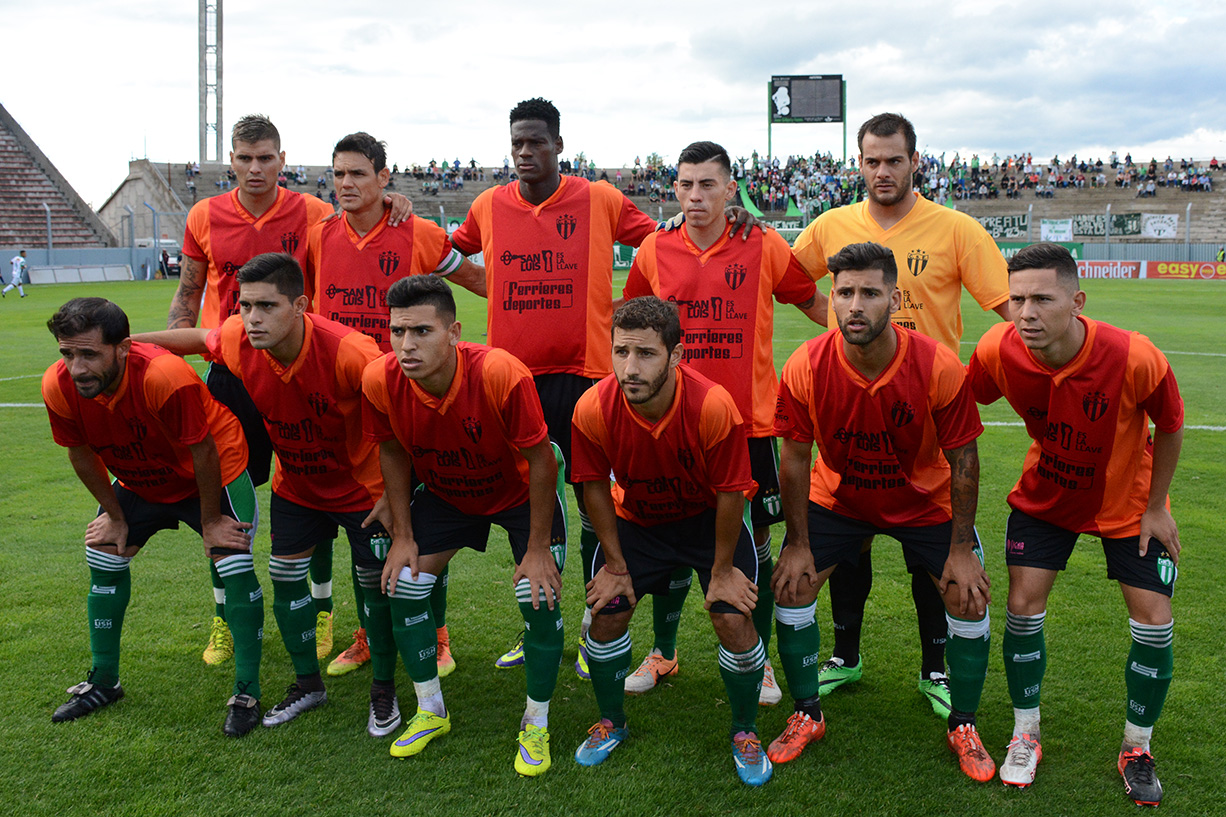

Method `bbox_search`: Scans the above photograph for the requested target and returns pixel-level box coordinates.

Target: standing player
[169,115,409,670]
[306,131,485,679]
[571,297,772,787]
[967,243,1183,805]
[770,243,994,782]
[367,275,567,776]
[135,253,413,732]
[621,141,822,703]
[791,113,1009,716]
[447,98,659,676]
[43,297,264,737]
[4,248,27,297]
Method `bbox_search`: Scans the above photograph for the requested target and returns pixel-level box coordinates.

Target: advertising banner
[998,242,1082,260]
[1141,213,1179,239]
[1148,261,1226,280]
[1040,219,1073,241]
[1070,213,1142,236]
[1077,260,1142,279]
[977,214,1029,239]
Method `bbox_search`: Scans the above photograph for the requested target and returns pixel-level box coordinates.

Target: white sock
[1123,721,1153,752]
[521,696,550,729]
[413,677,445,716]
[1013,706,1041,739]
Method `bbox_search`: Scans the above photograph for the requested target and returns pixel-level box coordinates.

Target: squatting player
[791,112,1009,717]
[306,130,486,678]
[43,297,264,737]
[170,114,408,666]
[136,254,403,734]
[967,242,1184,806]
[770,243,995,783]
[621,140,822,703]
[571,297,772,787]
[368,275,567,776]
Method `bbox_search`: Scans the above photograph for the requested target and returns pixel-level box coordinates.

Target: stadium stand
[0,103,116,248]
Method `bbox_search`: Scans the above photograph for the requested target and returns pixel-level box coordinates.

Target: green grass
[1,279,1223,815]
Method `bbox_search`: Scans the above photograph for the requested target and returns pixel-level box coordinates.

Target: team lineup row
[42,100,1181,806]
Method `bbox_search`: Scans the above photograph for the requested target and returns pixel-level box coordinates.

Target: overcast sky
[3,0,1224,207]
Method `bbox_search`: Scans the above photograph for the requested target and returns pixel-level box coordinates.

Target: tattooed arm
[168,256,206,329]
[938,440,990,617]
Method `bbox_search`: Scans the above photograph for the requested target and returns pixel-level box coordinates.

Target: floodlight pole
[1185,202,1192,260]
[766,82,772,168]
[42,202,54,265]
[1105,203,1111,260]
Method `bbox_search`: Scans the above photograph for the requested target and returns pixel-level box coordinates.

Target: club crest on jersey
[906,249,929,277]
[724,263,747,291]
[126,417,148,440]
[308,392,330,418]
[1082,390,1110,422]
[462,416,482,444]
[556,214,577,240]
[280,232,300,254]
[891,400,916,427]
[221,261,241,278]
[676,447,695,470]
[378,251,401,277]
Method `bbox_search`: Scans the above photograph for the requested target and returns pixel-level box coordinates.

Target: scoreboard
[770,75,844,123]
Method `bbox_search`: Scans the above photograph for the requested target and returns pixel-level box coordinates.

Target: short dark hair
[677,141,732,176]
[1007,242,1080,289]
[612,296,682,353]
[236,252,304,300]
[333,132,387,173]
[232,114,281,150]
[509,98,561,139]
[826,242,899,288]
[387,275,456,323]
[857,112,917,156]
[47,297,130,345]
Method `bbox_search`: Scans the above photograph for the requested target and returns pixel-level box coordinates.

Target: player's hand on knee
[202,516,254,557]
[705,567,757,616]
[586,567,634,612]
[771,543,817,603]
[85,513,129,555]
[382,536,420,595]
[939,549,991,618]
[514,547,563,611]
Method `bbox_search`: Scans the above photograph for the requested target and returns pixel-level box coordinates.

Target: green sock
[309,539,334,615]
[355,566,395,683]
[268,556,319,676]
[775,603,820,700]
[946,613,991,714]
[586,631,632,727]
[1125,619,1173,728]
[431,565,449,628]
[388,571,438,683]
[1003,610,1046,709]
[216,554,264,699]
[719,638,766,736]
[209,561,226,620]
[517,579,564,702]
[85,549,131,688]
[651,568,691,659]
[753,554,775,650]
[350,563,367,629]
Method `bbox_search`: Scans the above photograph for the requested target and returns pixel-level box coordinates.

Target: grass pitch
[0,278,1222,815]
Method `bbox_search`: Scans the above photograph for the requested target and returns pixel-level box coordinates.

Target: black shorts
[269,493,388,569]
[206,361,274,487]
[533,372,597,485]
[592,505,759,616]
[1005,509,1177,597]
[99,472,258,557]
[794,502,983,580]
[410,485,567,570]
[748,436,783,528]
